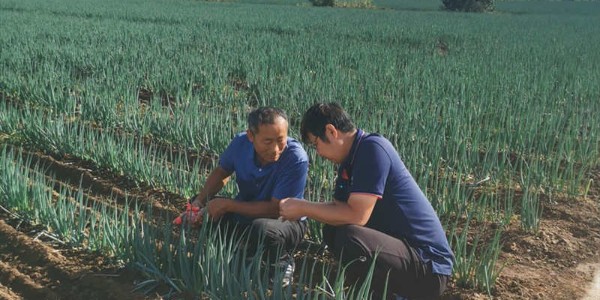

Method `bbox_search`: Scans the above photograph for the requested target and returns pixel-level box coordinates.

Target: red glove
[173,203,202,225]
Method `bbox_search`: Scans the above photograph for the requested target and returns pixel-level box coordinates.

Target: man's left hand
[279,198,305,221]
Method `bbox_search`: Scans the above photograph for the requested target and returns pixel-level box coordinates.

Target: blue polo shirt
[219,132,309,223]
[334,129,454,276]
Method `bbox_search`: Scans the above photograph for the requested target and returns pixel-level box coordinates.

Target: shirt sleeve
[271,159,309,200]
[350,140,391,197]
[218,135,241,173]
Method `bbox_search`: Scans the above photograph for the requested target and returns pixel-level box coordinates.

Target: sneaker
[271,254,295,287]
[281,257,295,287]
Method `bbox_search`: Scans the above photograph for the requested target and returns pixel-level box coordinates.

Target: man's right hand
[173,199,205,226]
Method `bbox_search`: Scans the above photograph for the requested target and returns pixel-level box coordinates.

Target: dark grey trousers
[323,224,449,300]
[218,214,307,263]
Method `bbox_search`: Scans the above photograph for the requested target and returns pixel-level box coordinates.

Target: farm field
[1,0,599,299]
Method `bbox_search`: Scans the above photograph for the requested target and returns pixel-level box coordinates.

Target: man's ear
[246,129,255,143]
[324,124,338,140]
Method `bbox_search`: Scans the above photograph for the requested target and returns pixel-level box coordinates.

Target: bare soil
[0,219,145,299]
[0,149,599,299]
[443,168,600,300]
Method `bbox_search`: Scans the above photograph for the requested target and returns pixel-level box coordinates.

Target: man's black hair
[248,107,288,134]
[300,103,356,143]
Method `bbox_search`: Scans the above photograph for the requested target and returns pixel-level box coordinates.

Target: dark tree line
[442,0,494,12]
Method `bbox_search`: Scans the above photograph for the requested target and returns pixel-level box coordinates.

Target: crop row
[0,145,395,298]
[0,100,510,294]
[2,0,599,295]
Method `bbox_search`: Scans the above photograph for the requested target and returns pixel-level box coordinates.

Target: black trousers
[323,224,449,300]
[218,214,307,262]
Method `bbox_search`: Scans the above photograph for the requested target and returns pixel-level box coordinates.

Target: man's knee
[249,218,270,231]
[249,218,278,240]
[249,218,302,245]
[323,225,369,261]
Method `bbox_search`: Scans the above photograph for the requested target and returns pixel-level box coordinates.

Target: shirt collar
[341,128,364,169]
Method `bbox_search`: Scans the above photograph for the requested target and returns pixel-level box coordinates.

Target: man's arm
[208,156,309,220]
[207,159,308,220]
[191,166,232,207]
[279,194,377,226]
[191,165,280,222]
[207,197,280,220]
[204,143,308,220]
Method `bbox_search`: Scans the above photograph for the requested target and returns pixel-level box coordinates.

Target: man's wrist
[191,195,206,207]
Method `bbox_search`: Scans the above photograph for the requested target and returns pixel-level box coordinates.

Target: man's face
[307,133,339,164]
[248,116,288,165]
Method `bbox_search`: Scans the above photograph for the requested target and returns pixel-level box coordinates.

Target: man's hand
[206,197,232,221]
[279,198,306,221]
[173,203,205,226]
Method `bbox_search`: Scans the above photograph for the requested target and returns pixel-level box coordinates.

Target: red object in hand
[173,203,201,225]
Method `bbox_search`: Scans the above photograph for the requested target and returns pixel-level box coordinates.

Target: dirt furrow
[0,260,58,300]
[0,219,148,300]
[0,282,22,300]
[12,146,187,217]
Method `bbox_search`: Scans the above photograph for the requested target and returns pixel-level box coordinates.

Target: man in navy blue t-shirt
[181,107,309,286]
[280,103,454,299]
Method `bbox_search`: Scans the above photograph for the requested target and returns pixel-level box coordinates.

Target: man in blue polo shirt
[182,107,308,286]
[279,103,454,299]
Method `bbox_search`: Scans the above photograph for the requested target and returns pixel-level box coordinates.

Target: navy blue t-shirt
[334,129,454,276]
[219,132,309,223]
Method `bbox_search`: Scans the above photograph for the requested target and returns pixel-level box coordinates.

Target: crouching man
[180,107,309,286]
[279,103,454,299]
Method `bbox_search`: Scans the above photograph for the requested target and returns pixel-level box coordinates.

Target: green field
[1,0,599,298]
